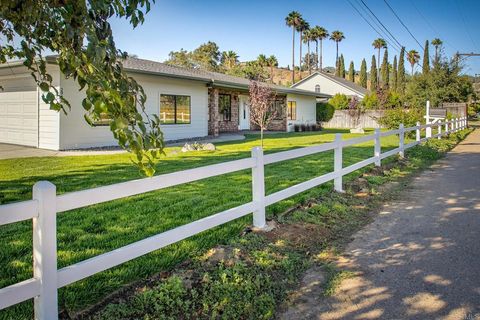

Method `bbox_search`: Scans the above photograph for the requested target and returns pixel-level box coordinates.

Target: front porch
[207,87,288,137]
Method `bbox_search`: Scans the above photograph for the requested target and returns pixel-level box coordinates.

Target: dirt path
[280,129,480,320]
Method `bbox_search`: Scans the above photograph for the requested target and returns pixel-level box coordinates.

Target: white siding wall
[294,74,363,98]
[39,66,61,150]
[286,94,317,131]
[59,73,209,149]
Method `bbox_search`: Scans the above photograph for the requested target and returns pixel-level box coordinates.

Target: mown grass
[90,129,473,320]
[0,129,409,319]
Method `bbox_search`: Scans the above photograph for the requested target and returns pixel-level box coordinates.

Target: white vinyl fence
[0,117,468,319]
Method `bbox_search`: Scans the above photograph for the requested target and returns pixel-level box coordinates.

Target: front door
[238,95,250,130]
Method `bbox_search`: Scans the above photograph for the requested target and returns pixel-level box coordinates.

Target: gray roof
[291,71,369,96]
[123,57,330,98]
[0,56,330,98]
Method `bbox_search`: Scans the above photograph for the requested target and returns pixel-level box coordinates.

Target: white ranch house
[0,57,328,150]
[292,71,369,99]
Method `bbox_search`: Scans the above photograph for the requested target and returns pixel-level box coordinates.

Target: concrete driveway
[281,129,480,320]
[0,143,60,159]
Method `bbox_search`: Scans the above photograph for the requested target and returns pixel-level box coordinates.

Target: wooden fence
[0,117,468,319]
[322,110,385,129]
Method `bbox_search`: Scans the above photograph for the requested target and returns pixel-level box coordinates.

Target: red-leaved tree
[248,81,277,148]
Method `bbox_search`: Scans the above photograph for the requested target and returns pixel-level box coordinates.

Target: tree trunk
[292,27,295,84]
[320,40,323,71]
[411,64,414,76]
[336,41,339,68]
[316,41,319,70]
[377,47,381,87]
[299,32,303,73]
[307,41,311,74]
[260,127,264,148]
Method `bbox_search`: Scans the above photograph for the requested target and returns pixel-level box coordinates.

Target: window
[287,101,297,120]
[219,94,232,121]
[315,84,321,93]
[90,112,112,126]
[160,94,191,124]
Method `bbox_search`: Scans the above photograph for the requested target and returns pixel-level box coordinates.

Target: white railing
[0,116,468,319]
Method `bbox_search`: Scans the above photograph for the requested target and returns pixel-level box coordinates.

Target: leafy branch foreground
[85,129,472,320]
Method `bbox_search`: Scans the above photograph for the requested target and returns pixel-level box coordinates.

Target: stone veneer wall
[208,88,240,135]
[250,95,287,132]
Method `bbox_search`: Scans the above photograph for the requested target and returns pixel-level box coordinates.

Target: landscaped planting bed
[1,129,407,319]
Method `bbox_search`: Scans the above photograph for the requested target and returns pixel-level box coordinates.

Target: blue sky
[110,0,480,75]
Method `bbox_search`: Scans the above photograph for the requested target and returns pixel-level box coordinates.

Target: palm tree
[297,19,310,72]
[431,38,443,63]
[303,29,313,74]
[372,38,387,86]
[407,49,420,75]
[266,55,278,82]
[285,11,302,83]
[221,51,239,69]
[257,54,268,68]
[330,30,345,71]
[311,26,328,71]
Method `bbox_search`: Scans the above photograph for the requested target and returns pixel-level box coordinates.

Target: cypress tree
[422,40,430,74]
[381,48,389,88]
[348,61,355,82]
[392,55,398,91]
[359,58,367,88]
[340,54,346,78]
[370,55,378,90]
[398,47,406,94]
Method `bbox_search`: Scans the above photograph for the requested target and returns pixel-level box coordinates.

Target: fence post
[374,128,381,166]
[399,124,405,158]
[445,120,449,135]
[334,133,344,192]
[251,147,266,229]
[32,181,58,320]
[416,121,421,143]
[437,122,441,139]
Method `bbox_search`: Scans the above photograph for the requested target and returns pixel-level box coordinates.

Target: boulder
[350,127,365,134]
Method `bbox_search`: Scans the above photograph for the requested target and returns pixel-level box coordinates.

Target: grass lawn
[0,129,403,319]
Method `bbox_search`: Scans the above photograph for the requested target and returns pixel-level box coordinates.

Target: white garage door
[0,91,38,147]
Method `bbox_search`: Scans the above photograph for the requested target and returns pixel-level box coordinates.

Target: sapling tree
[248,81,277,148]
[0,0,163,176]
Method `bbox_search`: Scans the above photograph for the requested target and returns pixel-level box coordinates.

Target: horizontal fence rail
[0,116,468,319]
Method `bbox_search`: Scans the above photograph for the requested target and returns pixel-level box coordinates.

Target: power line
[454,0,479,52]
[383,0,424,51]
[409,0,458,52]
[358,0,403,49]
[345,0,401,53]
[353,0,402,52]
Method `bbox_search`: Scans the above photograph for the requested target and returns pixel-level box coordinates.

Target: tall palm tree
[303,29,313,74]
[407,49,420,75]
[266,55,278,82]
[257,54,268,67]
[297,19,310,72]
[314,26,328,71]
[220,50,239,69]
[431,38,443,63]
[285,11,302,83]
[330,30,345,71]
[372,38,387,86]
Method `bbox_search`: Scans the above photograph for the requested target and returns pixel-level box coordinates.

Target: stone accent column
[208,88,219,136]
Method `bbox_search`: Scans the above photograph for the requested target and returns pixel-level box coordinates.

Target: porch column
[209,88,220,137]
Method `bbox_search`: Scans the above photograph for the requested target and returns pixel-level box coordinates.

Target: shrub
[294,124,300,132]
[316,102,335,122]
[328,93,350,110]
[361,92,378,110]
[377,108,423,130]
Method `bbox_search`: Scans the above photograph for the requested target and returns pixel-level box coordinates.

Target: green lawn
[0,129,402,319]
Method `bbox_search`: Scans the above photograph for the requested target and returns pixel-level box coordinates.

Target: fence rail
[0,116,468,319]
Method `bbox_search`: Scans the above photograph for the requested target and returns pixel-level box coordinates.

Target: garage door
[0,91,38,147]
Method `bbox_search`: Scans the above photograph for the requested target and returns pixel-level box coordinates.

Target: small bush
[328,93,350,110]
[300,124,307,132]
[316,102,335,122]
[377,108,423,130]
[361,92,378,110]
[294,124,300,132]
